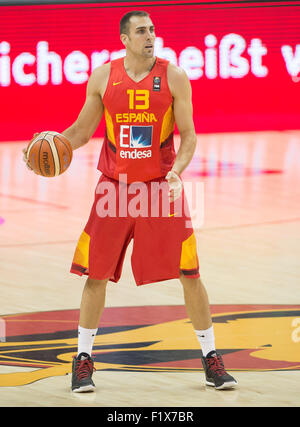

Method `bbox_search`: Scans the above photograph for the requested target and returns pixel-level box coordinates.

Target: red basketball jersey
[97,57,176,183]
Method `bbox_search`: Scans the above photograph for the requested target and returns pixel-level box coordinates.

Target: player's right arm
[62,63,110,150]
[22,64,110,169]
[22,63,110,169]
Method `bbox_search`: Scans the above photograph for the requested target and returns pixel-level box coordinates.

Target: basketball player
[23,11,237,391]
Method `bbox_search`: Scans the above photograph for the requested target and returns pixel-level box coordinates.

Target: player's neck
[123,55,156,81]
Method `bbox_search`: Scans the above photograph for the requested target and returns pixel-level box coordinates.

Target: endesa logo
[120,125,153,159]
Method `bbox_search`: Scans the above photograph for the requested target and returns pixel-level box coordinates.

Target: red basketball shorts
[70,174,200,286]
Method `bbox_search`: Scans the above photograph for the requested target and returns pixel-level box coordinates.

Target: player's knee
[180,274,201,289]
[86,277,108,289]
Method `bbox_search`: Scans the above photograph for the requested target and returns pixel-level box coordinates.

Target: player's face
[123,16,156,58]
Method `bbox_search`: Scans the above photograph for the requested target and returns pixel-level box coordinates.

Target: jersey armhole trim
[102,62,112,103]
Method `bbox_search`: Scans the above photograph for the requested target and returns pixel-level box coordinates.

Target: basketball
[26,131,73,177]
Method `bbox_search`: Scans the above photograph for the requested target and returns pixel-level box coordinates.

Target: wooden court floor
[0,131,300,407]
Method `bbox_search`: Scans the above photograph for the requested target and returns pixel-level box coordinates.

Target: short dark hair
[119,11,150,35]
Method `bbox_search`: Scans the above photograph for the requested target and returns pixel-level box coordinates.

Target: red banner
[0,1,300,141]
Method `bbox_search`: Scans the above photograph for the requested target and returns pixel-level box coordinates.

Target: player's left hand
[166,170,183,202]
[22,133,39,171]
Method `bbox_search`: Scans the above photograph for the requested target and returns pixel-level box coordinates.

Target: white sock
[194,325,215,357]
[77,326,98,357]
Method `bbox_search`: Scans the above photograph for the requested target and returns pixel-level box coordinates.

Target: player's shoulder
[167,62,187,78]
[167,62,190,96]
[90,62,111,82]
[88,62,111,96]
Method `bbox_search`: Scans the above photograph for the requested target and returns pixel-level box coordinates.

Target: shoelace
[75,359,95,381]
[206,354,227,376]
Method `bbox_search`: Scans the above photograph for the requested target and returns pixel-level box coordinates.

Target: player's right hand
[22,133,39,171]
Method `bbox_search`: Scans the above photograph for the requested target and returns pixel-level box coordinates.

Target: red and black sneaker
[71,352,96,392]
[201,351,237,390]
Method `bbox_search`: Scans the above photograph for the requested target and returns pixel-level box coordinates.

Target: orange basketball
[26,131,73,177]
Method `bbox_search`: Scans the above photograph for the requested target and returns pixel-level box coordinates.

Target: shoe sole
[72,384,96,393]
[206,380,238,390]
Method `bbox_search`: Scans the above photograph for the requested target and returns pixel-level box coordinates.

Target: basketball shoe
[201,351,237,390]
[71,352,96,392]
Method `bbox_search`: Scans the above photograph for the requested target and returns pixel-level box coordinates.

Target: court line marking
[1,216,300,248]
[0,193,68,210]
[0,240,76,248]
[201,217,300,232]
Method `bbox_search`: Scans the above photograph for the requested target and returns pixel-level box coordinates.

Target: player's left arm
[166,64,197,200]
[168,63,197,175]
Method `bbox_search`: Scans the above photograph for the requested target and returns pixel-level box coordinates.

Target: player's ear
[120,33,128,47]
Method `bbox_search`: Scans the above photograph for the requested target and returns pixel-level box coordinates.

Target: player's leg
[180,274,212,331]
[72,277,108,393]
[79,277,109,330]
[180,274,237,389]
[70,175,136,392]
